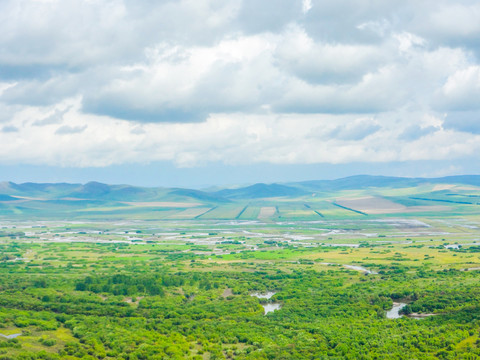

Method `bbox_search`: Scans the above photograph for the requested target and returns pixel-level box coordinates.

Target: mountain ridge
[1,175,480,202]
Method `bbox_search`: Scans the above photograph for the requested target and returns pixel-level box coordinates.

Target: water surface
[344,264,378,274]
[386,302,407,319]
[251,291,276,299]
[262,303,281,315]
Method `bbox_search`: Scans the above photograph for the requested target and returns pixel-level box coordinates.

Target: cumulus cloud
[435,66,480,111]
[81,34,283,122]
[0,0,479,169]
[275,25,384,85]
[1,107,479,169]
[418,2,480,52]
[302,0,312,14]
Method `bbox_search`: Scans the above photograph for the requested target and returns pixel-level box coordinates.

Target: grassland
[1,178,480,358]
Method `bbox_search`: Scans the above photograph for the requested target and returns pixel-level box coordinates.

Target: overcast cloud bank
[1,0,479,175]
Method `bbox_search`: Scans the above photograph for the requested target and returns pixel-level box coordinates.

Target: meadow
[1,177,480,358]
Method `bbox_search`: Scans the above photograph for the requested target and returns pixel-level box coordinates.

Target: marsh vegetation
[1,177,480,358]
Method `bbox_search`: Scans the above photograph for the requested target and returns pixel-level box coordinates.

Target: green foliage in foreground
[1,260,480,359]
[2,212,480,359]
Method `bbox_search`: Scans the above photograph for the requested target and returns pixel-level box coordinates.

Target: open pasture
[2,177,480,358]
[333,196,452,215]
[1,213,480,359]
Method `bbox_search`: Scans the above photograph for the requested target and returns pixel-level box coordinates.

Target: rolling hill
[213,183,307,199]
[1,175,480,220]
[2,175,480,202]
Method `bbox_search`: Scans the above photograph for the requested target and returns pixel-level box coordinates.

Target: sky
[1,0,480,187]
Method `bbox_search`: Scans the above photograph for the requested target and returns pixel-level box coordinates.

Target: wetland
[2,177,480,358]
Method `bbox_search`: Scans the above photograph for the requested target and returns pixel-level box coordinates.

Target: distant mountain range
[1,175,480,203]
[291,175,480,192]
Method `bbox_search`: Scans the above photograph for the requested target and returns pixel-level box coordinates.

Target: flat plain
[1,176,480,359]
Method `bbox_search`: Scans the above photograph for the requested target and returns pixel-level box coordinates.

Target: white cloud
[276,25,383,84]
[1,0,480,170]
[357,19,390,37]
[394,32,425,53]
[1,103,480,169]
[302,0,312,14]
[436,66,480,110]
[428,3,480,37]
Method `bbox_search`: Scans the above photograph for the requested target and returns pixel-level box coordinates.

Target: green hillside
[1,175,480,220]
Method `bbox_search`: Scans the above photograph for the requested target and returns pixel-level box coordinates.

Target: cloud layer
[1,0,479,170]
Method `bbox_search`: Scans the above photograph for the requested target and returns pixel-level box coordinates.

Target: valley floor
[1,216,480,359]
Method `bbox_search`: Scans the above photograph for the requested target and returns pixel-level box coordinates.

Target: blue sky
[1,0,480,187]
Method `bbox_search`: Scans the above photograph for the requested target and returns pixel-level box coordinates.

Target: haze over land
[1,1,480,186]
[1,175,480,220]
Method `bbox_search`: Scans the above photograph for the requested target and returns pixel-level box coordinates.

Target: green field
[1,177,480,358]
